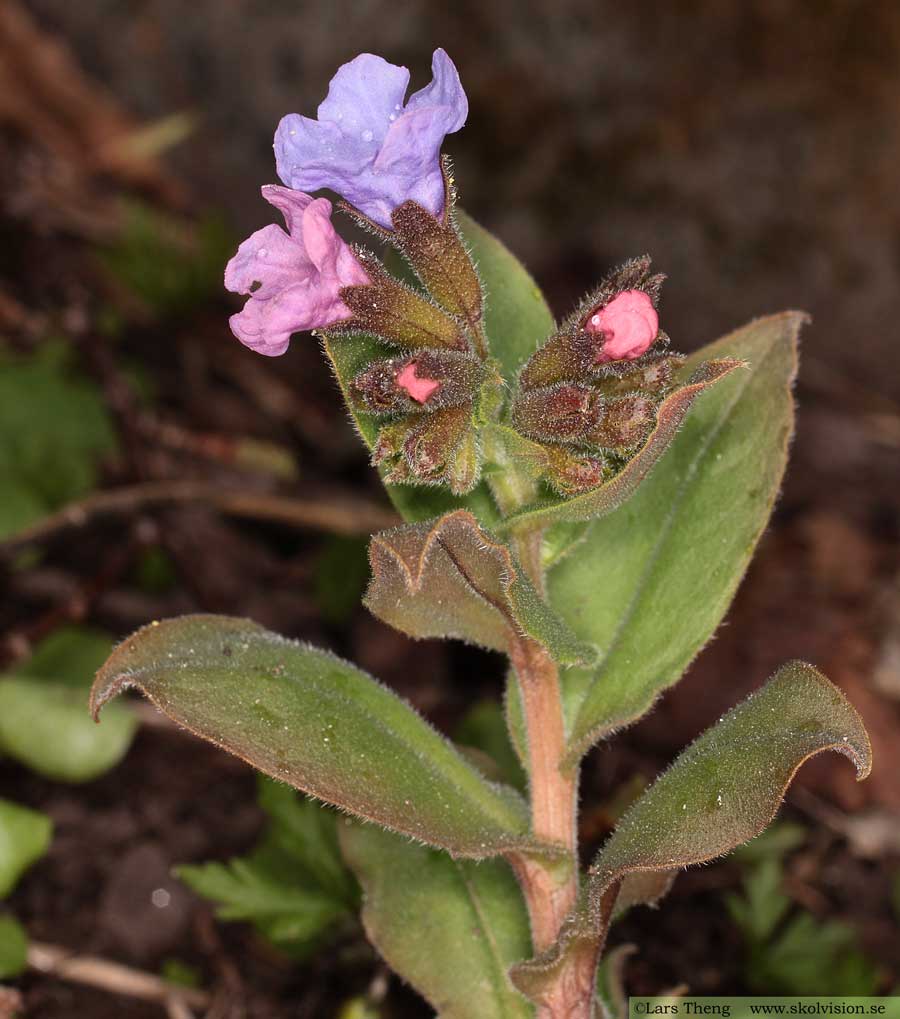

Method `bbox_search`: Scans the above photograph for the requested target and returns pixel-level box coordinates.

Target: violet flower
[224,185,369,356]
[274,49,467,229]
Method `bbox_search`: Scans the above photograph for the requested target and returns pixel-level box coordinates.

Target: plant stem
[508,635,592,1019]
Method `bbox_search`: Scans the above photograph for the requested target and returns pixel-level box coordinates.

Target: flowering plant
[92,51,871,1018]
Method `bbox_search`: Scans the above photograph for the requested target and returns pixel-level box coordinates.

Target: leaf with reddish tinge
[90,615,532,858]
[510,662,871,1006]
[365,510,596,665]
[501,358,742,531]
[341,821,532,1019]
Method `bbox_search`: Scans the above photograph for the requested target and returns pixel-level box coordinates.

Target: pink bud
[586,290,658,363]
[396,361,441,403]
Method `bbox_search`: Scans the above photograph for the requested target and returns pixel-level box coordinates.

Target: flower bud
[543,446,607,496]
[596,353,684,398]
[391,199,483,345]
[351,350,481,416]
[339,253,469,352]
[511,384,601,444]
[590,395,657,453]
[517,255,665,392]
[584,290,658,363]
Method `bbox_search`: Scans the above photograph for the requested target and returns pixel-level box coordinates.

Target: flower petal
[224,223,308,300]
[317,53,410,141]
[405,49,468,135]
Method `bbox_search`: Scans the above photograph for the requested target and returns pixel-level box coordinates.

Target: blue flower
[274,49,467,229]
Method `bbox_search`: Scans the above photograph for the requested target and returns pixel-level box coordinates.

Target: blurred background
[1,1,898,1015]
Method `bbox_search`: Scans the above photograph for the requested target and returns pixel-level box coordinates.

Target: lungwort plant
[90,50,872,1017]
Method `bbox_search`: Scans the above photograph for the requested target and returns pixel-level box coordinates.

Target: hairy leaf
[552,313,803,762]
[340,821,532,1019]
[0,914,28,979]
[365,510,596,665]
[511,662,870,1003]
[91,615,531,857]
[0,799,52,898]
[501,358,741,531]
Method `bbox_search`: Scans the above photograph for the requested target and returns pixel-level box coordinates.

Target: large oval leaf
[90,615,531,858]
[511,660,870,1004]
[552,312,803,763]
[340,821,532,1019]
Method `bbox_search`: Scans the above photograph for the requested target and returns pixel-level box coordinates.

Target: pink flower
[396,361,441,403]
[225,185,369,356]
[586,290,659,363]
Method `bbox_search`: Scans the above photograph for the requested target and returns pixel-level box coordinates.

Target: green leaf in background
[746,913,878,995]
[91,615,531,858]
[0,799,52,899]
[366,510,596,665]
[511,661,870,1003]
[0,343,117,539]
[551,313,803,762]
[0,914,28,979]
[255,778,357,906]
[727,824,878,995]
[313,536,370,625]
[177,857,346,956]
[17,626,115,686]
[178,777,357,959]
[100,201,233,318]
[340,821,533,1019]
[455,701,528,794]
[0,678,137,783]
[454,210,555,385]
[1,627,137,783]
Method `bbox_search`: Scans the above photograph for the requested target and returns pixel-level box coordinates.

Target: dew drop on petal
[362,129,374,142]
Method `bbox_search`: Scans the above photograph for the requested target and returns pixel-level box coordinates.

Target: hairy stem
[508,636,591,1019]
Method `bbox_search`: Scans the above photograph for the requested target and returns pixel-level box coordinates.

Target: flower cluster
[511,257,682,494]
[225,49,467,357]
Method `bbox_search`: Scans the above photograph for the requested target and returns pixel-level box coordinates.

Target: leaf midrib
[451,860,529,1019]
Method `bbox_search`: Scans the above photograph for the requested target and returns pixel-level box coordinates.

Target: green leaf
[178,778,357,960]
[91,615,531,858]
[0,799,52,898]
[255,778,357,906]
[551,313,804,762]
[18,626,114,687]
[0,913,28,979]
[0,343,117,539]
[748,913,878,994]
[0,678,137,783]
[726,856,792,944]
[176,856,346,956]
[500,358,740,533]
[454,210,555,385]
[511,661,870,1003]
[455,701,528,794]
[340,821,533,1019]
[365,510,596,665]
[313,536,370,625]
